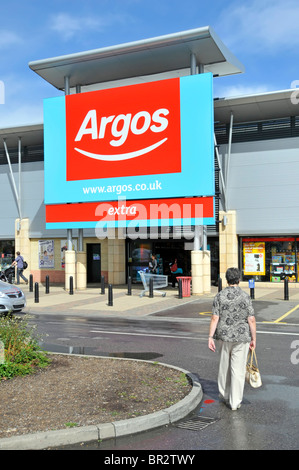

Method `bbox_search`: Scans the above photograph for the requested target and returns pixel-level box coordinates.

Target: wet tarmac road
[27,298,299,450]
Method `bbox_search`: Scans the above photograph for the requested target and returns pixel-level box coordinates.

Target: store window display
[241,237,298,282]
[270,240,296,283]
[0,240,15,268]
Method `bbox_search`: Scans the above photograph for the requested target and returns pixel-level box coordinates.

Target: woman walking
[208,267,256,410]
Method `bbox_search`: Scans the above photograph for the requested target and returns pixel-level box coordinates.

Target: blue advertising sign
[44,73,214,205]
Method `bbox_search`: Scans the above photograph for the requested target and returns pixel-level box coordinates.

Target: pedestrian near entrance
[208,267,256,411]
[12,251,28,285]
[170,258,183,287]
[149,254,158,274]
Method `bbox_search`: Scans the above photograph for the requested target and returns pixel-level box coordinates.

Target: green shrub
[0,315,50,379]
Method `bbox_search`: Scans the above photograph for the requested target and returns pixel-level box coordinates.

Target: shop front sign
[44,73,215,227]
[66,78,181,181]
[46,196,214,231]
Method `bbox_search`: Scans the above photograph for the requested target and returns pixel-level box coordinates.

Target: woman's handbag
[246,349,262,388]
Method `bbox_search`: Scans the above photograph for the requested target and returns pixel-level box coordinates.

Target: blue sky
[1,0,299,127]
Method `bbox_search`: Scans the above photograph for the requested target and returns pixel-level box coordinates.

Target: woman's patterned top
[212,286,255,342]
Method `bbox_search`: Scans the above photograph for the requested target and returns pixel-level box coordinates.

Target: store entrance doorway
[87,243,101,283]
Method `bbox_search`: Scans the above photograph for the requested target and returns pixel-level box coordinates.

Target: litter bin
[176,276,192,297]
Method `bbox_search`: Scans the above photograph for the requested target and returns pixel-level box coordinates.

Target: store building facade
[1,27,299,289]
[215,90,299,283]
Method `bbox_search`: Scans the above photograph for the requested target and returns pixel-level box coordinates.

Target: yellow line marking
[200,305,299,323]
[266,303,299,324]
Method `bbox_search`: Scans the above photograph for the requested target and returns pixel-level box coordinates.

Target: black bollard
[178,278,183,299]
[69,276,74,295]
[34,282,39,303]
[218,277,222,292]
[284,277,289,300]
[127,276,132,296]
[248,279,255,300]
[45,275,50,294]
[29,274,33,292]
[108,284,113,306]
[149,277,154,298]
[101,275,105,295]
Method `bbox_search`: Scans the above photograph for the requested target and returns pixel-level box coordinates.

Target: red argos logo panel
[66,79,182,181]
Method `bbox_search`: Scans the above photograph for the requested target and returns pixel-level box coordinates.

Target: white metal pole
[18,137,22,220]
[3,139,21,219]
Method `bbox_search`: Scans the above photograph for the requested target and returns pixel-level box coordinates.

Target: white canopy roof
[214,89,299,124]
[29,27,245,90]
[0,124,43,147]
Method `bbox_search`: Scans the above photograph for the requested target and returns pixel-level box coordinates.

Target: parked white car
[0,280,26,314]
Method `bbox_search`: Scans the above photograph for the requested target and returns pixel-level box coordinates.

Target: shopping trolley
[138,271,168,297]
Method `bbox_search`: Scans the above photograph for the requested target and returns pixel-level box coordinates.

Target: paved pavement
[21,280,299,318]
[23,282,208,317]
[1,280,298,449]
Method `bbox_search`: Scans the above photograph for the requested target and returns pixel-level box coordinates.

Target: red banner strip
[46,197,214,223]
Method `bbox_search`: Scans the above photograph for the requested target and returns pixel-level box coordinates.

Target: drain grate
[174,416,219,431]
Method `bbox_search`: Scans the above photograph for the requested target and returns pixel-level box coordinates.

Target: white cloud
[215,84,270,99]
[0,74,43,127]
[49,12,113,40]
[217,0,299,54]
[0,31,21,49]
[0,103,43,128]
[50,13,126,40]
